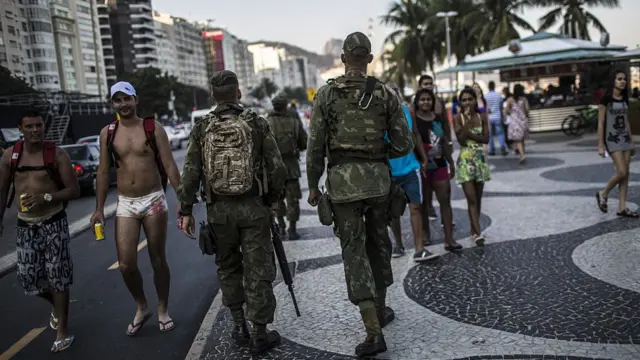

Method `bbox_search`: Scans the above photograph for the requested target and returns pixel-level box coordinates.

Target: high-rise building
[19,0,61,92]
[96,1,116,86]
[233,38,256,95]
[49,0,107,96]
[153,16,177,77]
[153,12,207,90]
[200,27,256,95]
[103,0,157,77]
[0,0,29,79]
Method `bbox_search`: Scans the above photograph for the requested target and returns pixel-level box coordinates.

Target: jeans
[489,120,506,153]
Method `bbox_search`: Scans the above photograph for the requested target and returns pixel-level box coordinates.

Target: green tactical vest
[326,76,388,163]
[267,112,299,157]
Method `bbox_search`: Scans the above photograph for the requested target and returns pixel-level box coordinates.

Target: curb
[185,290,223,360]
[0,202,118,277]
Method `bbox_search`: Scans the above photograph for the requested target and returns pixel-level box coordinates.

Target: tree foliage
[116,67,211,121]
[250,78,279,99]
[380,0,616,85]
[0,66,35,96]
[280,87,309,105]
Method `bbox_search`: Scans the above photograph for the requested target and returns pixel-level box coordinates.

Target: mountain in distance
[249,40,336,71]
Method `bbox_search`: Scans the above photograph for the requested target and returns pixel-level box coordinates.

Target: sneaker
[428,208,438,220]
[413,249,440,262]
[392,247,406,258]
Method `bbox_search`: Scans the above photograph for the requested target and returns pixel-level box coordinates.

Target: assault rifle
[270,215,301,317]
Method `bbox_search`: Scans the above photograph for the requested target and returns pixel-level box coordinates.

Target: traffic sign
[307,88,317,101]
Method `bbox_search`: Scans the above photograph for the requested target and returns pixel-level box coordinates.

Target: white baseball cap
[110,81,136,98]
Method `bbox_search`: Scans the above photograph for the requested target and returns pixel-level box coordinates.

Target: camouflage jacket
[306,71,414,203]
[178,102,287,213]
[268,109,308,180]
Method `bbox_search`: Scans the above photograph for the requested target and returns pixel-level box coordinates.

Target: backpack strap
[143,118,168,192]
[43,141,68,209]
[106,120,120,168]
[6,140,24,208]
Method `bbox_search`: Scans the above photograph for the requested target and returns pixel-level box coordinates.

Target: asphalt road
[0,148,221,360]
[0,149,188,259]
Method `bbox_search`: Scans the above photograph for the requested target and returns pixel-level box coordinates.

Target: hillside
[249,40,336,70]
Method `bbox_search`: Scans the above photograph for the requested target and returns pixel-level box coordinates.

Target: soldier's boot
[229,307,250,346]
[374,287,395,328]
[287,221,300,240]
[277,217,286,237]
[355,304,387,358]
[249,323,281,355]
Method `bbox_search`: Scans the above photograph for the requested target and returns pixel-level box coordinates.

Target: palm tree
[380,0,433,84]
[464,0,537,51]
[535,0,619,40]
[427,0,479,64]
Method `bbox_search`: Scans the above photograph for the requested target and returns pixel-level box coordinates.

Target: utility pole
[436,11,458,93]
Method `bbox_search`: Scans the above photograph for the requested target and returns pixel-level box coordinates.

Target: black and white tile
[199,134,640,360]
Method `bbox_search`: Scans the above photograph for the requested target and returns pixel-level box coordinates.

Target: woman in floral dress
[453,87,491,246]
[506,84,529,164]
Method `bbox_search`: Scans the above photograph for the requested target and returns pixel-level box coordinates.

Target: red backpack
[106,117,168,191]
[6,140,67,209]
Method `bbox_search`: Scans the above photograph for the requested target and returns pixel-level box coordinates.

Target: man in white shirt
[485,81,507,156]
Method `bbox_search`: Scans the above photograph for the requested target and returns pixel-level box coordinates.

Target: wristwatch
[43,193,53,203]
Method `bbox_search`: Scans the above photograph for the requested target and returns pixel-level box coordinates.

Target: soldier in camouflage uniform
[178,70,288,355]
[268,93,308,240]
[306,32,414,357]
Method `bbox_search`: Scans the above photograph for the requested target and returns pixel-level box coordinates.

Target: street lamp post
[436,11,458,93]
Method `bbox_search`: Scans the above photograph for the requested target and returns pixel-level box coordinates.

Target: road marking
[0,327,46,360]
[107,239,148,270]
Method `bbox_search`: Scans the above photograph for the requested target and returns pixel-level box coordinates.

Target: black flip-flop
[159,319,175,332]
[444,243,463,252]
[596,192,608,213]
[126,311,152,336]
[617,208,639,218]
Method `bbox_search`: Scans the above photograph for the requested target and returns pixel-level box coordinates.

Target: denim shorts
[392,169,422,205]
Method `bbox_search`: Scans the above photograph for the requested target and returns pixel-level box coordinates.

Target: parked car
[61,144,116,195]
[76,135,100,148]
[164,126,182,150]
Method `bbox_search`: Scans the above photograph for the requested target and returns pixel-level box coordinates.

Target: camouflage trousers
[332,195,394,306]
[206,197,277,324]
[277,179,302,222]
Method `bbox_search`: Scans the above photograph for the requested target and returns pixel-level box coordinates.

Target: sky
[153,0,639,56]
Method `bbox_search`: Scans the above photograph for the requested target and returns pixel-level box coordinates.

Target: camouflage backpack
[202,109,255,195]
[327,76,389,158]
[267,112,299,157]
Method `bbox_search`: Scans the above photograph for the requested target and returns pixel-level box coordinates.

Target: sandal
[49,313,58,331]
[444,243,463,252]
[50,335,74,353]
[159,319,176,332]
[596,192,608,213]
[126,311,152,336]
[616,208,639,218]
[473,234,485,247]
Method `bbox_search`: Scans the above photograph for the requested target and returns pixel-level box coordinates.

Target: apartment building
[153,12,207,90]
[249,43,318,91]
[0,0,28,79]
[153,16,177,77]
[49,0,107,96]
[101,0,157,77]
[96,1,116,85]
[18,0,61,92]
[233,38,256,95]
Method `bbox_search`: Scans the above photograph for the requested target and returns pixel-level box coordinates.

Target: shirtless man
[0,109,80,353]
[90,82,182,336]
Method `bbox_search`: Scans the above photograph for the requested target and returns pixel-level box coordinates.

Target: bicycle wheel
[561,115,574,136]
[568,115,586,137]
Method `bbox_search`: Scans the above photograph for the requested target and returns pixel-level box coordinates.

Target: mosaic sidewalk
[200,135,640,360]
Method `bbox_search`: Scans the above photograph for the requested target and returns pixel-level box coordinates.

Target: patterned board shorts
[16,210,73,295]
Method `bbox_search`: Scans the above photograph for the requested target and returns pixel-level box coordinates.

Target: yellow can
[19,194,29,212]
[94,223,105,241]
